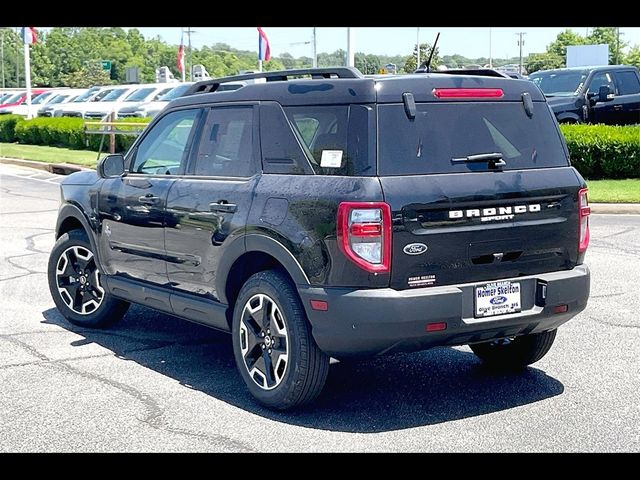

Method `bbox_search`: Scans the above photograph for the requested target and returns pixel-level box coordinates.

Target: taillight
[578,188,590,253]
[432,88,504,98]
[337,202,392,273]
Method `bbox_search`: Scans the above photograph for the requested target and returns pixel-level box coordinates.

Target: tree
[355,52,381,74]
[60,63,112,88]
[404,42,439,73]
[547,29,586,60]
[588,27,628,64]
[625,44,640,68]
[526,52,564,74]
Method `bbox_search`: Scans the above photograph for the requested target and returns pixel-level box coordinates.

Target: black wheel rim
[239,293,289,390]
[55,246,104,315]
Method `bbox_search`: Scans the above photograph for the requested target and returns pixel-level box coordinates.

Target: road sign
[101,61,112,71]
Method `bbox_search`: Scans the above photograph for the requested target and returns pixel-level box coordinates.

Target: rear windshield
[378,102,568,176]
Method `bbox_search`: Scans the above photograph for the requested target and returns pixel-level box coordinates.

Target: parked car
[60,85,140,119]
[48,67,591,410]
[118,82,195,118]
[0,89,49,111]
[81,84,174,120]
[47,86,106,117]
[0,89,66,116]
[36,89,88,117]
[529,65,640,125]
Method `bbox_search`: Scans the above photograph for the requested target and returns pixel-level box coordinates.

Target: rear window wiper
[451,153,506,168]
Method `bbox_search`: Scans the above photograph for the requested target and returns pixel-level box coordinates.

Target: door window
[131,109,199,175]
[614,71,640,95]
[587,72,617,95]
[191,106,256,177]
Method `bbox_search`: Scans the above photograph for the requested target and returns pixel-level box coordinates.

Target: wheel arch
[55,204,102,267]
[217,234,310,319]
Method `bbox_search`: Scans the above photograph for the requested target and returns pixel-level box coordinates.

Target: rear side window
[614,71,640,95]
[377,102,569,176]
[284,105,375,176]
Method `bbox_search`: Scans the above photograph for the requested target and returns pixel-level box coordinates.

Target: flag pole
[23,40,32,119]
[258,59,263,72]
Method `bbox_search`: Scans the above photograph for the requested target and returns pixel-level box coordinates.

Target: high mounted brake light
[578,188,590,253]
[432,88,504,98]
[337,202,392,273]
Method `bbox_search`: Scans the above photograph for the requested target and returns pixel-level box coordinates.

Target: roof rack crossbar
[185,67,364,96]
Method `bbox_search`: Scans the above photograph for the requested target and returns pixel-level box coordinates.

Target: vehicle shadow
[42,305,564,433]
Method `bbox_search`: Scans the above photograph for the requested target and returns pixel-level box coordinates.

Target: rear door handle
[613,105,623,110]
[210,201,237,213]
[138,194,160,205]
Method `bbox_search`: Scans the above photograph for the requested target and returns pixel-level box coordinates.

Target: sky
[135,27,640,60]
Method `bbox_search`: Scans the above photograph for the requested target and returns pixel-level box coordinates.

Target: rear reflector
[310,300,328,311]
[578,188,590,253]
[433,88,504,98]
[425,322,447,332]
[554,304,569,314]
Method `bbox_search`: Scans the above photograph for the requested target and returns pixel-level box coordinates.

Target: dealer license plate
[475,281,521,318]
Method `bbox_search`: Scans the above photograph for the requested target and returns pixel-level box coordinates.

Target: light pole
[346,28,354,67]
[184,27,196,81]
[312,27,317,68]
[489,27,492,68]
[1,29,5,89]
[416,27,420,69]
[516,31,527,74]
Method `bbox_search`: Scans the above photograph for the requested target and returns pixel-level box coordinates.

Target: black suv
[48,67,591,409]
[529,65,640,125]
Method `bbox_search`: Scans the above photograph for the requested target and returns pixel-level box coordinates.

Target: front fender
[56,203,103,269]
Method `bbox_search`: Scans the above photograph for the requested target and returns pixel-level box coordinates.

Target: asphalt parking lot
[1,164,638,452]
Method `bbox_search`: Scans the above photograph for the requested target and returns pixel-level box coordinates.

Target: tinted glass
[100,89,129,102]
[73,88,99,102]
[123,88,156,102]
[529,71,588,96]
[157,84,191,101]
[192,107,255,177]
[615,71,640,95]
[378,102,568,176]
[284,105,375,176]
[132,109,199,175]
[587,72,616,94]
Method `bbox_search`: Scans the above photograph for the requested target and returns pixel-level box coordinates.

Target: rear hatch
[377,89,584,291]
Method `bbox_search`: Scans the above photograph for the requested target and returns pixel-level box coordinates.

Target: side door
[613,69,640,125]
[164,104,260,300]
[97,107,202,284]
[588,71,621,124]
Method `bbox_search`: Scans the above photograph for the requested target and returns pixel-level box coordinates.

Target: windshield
[100,88,129,102]
[529,70,588,97]
[72,88,98,102]
[2,92,25,104]
[123,87,157,102]
[378,102,568,176]
[32,92,53,105]
[158,83,191,101]
[48,94,71,105]
[151,87,173,101]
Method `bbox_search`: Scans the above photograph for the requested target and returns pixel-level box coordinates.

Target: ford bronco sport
[48,67,591,409]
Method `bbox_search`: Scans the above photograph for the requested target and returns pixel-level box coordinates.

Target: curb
[1,157,639,214]
[0,157,93,175]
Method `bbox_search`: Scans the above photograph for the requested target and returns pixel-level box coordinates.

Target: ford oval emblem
[403,243,428,255]
[490,296,507,305]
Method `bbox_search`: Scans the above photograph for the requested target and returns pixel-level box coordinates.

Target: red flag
[177,32,185,74]
[257,27,271,61]
[21,27,37,45]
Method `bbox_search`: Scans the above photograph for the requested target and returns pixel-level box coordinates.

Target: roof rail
[185,67,364,96]
[414,68,510,79]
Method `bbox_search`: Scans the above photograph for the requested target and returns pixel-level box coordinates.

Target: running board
[103,276,230,332]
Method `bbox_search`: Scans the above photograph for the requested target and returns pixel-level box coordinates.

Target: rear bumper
[298,265,590,357]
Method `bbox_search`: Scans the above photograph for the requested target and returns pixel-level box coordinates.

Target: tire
[47,229,129,328]
[470,329,557,369]
[232,270,329,410]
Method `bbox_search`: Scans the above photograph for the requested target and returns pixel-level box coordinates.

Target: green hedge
[0,115,151,154]
[560,124,640,179]
[0,115,25,143]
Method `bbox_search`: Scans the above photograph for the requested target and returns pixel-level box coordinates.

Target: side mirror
[598,85,613,103]
[97,154,125,178]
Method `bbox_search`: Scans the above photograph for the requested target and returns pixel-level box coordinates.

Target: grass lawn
[586,179,640,203]
[0,142,99,168]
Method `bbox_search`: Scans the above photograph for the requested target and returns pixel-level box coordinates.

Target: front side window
[587,72,617,95]
[191,106,256,177]
[131,109,199,175]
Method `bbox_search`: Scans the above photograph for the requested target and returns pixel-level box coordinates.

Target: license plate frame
[474,280,522,318]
